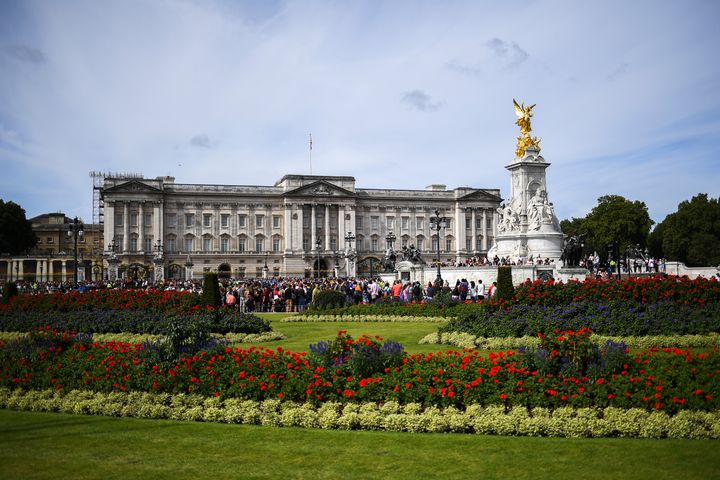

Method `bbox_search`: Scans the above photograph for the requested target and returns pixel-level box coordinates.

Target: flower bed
[1,329,717,416]
[420,331,720,350]
[0,310,270,335]
[281,314,448,323]
[444,300,720,337]
[2,388,718,439]
[0,289,200,313]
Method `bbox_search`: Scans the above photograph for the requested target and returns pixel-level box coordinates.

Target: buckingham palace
[99,173,502,279]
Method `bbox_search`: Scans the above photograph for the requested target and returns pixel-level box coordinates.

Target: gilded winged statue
[513,99,541,158]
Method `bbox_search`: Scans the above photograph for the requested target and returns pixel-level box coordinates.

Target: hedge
[2,388,718,439]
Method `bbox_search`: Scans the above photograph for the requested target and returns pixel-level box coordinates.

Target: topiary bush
[496,266,515,301]
[313,290,348,310]
[200,273,221,307]
[2,281,18,304]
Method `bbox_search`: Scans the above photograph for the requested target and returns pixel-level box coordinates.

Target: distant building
[99,174,502,279]
[0,213,104,282]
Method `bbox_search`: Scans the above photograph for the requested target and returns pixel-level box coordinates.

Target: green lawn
[249,313,447,353]
[0,410,718,480]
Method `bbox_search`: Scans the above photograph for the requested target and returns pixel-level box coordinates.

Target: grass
[1,410,718,480]
[248,313,446,353]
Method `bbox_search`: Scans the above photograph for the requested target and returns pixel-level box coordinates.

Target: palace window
[130,237,138,252]
[256,215,264,228]
[130,213,138,227]
[166,213,176,228]
[272,237,280,252]
[466,237,472,251]
[221,214,229,228]
[255,238,264,252]
[144,238,152,252]
[386,217,394,231]
[203,214,212,228]
[238,215,247,228]
[202,237,212,252]
[184,237,193,252]
[185,214,194,228]
[220,237,229,252]
[416,238,424,251]
[166,238,176,253]
[330,237,337,251]
[115,213,123,227]
[416,217,424,230]
[144,213,152,227]
[238,238,246,252]
[401,217,409,230]
[371,216,379,230]
[432,237,438,252]
[371,238,378,251]
[446,238,453,252]
[272,216,281,228]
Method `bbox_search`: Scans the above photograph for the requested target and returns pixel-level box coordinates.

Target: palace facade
[100,174,502,279]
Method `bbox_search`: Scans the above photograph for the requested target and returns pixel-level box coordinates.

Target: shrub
[200,273,221,307]
[496,266,514,301]
[2,282,18,304]
[308,331,405,378]
[0,309,271,335]
[312,290,348,310]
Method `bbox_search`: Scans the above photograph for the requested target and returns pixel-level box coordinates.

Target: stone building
[0,213,104,282]
[100,174,502,279]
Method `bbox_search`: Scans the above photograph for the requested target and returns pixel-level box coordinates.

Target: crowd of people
[430,255,555,268]
[1,276,501,312]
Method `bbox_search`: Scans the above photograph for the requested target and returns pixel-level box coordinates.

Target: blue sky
[1,0,718,227]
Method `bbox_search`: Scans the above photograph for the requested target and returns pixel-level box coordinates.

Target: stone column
[310,204,317,250]
[297,205,304,252]
[339,206,346,250]
[153,201,162,251]
[481,209,488,251]
[454,204,464,258]
[324,204,330,250]
[49,260,54,282]
[61,260,67,282]
[492,208,499,247]
[284,204,292,253]
[349,205,356,239]
[139,202,145,253]
[17,260,23,281]
[104,201,115,251]
[36,260,42,282]
[471,208,477,254]
[123,202,130,252]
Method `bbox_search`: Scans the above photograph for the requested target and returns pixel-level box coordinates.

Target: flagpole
[309,133,313,175]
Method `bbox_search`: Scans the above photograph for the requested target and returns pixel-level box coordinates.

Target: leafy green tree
[560,217,584,236]
[562,195,654,259]
[648,194,720,266]
[0,200,37,254]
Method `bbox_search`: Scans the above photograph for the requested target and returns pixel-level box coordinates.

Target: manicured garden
[0,275,718,441]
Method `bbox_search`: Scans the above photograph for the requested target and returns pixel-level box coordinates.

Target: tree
[563,195,654,260]
[0,200,37,254]
[648,194,720,266]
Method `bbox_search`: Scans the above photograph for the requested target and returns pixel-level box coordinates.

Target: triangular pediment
[458,189,503,202]
[284,180,355,197]
[103,180,162,194]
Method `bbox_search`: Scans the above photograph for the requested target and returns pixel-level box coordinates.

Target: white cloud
[0,0,718,226]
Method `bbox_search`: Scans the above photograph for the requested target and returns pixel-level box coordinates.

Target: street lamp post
[67,217,84,284]
[344,231,356,277]
[315,239,322,278]
[153,239,164,283]
[429,209,449,287]
[263,251,269,279]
